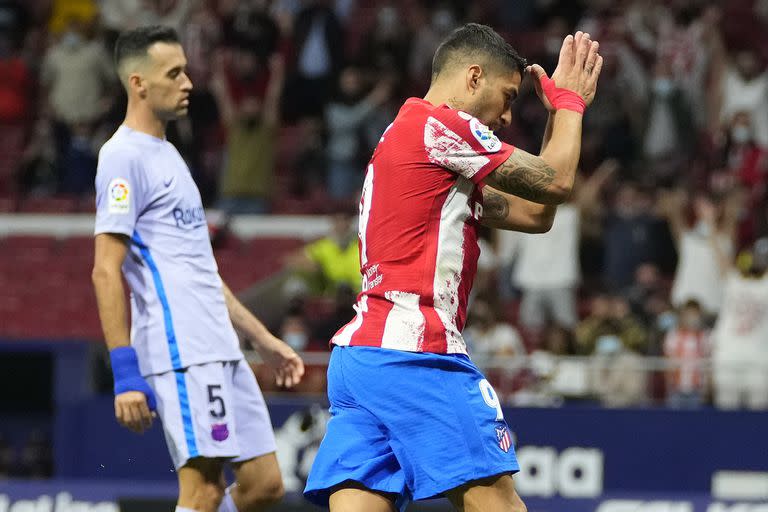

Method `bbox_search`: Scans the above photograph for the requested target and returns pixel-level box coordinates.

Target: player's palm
[546,31,603,107]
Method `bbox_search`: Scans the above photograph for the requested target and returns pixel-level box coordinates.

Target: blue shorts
[304,346,519,509]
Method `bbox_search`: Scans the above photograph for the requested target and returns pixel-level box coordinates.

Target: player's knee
[237,475,285,511]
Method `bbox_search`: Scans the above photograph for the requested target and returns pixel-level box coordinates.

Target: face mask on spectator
[596,335,622,355]
[652,78,674,97]
[61,31,82,49]
[284,332,308,351]
[731,125,752,144]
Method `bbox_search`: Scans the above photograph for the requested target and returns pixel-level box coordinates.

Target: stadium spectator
[663,189,738,317]
[17,117,57,196]
[40,17,115,195]
[623,262,667,326]
[359,4,411,77]
[284,0,344,120]
[711,238,768,411]
[408,4,458,87]
[221,0,280,62]
[576,292,649,356]
[715,49,768,149]
[592,331,648,407]
[289,116,327,198]
[212,52,285,214]
[464,298,525,372]
[286,211,360,296]
[502,159,616,335]
[527,325,589,404]
[663,299,710,408]
[602,182,664,289]
[325,66,392,199]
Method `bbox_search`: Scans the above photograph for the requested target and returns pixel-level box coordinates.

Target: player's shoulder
[98,128,145,163]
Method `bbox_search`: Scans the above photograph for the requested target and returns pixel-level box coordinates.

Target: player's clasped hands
[527,30,603,110]
[115,390,155,434]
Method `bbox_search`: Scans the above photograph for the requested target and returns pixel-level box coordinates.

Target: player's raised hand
[257,336,305,389]
[115,391,155,434]
[527,31,603,110]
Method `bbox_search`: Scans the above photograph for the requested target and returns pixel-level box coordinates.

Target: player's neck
[123,102,167,139]
[423,83,467,112]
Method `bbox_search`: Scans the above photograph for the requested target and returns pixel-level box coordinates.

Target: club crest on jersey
[211,423,229,442]
[470,118,501,153]
[496,425,512,453]
[108,178,130,214]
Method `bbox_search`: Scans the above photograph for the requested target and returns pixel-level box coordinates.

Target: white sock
[217,486,238,512]
[176,508,198,512]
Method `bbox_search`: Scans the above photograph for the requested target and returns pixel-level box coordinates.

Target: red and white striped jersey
[331,98,515,354]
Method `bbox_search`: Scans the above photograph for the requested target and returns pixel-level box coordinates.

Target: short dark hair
[114,25,180,68]
[432,23,526,81]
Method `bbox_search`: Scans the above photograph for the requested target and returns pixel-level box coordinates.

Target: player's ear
[128,73,147,98]
[466,64,482,95]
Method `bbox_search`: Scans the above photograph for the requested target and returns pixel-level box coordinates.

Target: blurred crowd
[2,0,768,409]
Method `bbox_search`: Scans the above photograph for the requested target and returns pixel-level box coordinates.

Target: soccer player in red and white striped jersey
[306,24,602,512]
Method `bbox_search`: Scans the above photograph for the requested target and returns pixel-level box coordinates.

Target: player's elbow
[520,212,555,234]
[91,263,119,287]
[543,182,573,205]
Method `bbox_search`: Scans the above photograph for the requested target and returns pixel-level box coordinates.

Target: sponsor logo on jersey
[172,205,206,228]
[470,117,501,153]
[496,425,512,453]
[211,423,229,441]
[108,178,130,214]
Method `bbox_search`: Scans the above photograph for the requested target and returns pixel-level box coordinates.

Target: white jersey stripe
[359,165,374,267]
[332,295,368,346]
[381,291,426,351]
[433,177,474,353]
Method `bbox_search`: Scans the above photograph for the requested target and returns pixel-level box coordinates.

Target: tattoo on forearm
[491,151,556,202]
[482,190,510,221]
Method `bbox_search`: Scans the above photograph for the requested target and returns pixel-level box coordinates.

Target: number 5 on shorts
[207,384,226,419]
[479,379,504,421]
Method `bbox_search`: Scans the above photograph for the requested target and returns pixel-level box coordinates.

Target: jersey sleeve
[94,147,148,237]
[424,107,515,184]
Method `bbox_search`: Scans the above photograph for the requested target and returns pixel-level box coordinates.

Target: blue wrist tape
[110,346,157,411]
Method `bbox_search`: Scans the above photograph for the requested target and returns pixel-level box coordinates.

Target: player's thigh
[446,474,526,512]
[329,484,399,512]
[147,363,240,470]
[228,360,278,463]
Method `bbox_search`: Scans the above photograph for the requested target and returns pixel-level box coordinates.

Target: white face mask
[61,31,82,49]
[653,78,674,96]
[731,125,752,144]
[283,332,308,351]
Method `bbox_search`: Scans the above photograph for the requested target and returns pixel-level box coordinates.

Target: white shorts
[146,359,277,469]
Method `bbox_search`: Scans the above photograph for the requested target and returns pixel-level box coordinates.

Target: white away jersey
[94,126,242,376]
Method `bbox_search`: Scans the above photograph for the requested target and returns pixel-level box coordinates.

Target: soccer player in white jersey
[91,26,304,512]
[304,24,602,511]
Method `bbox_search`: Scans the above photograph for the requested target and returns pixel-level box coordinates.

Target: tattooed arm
[480,185,557,233]
[483,109,583,205]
